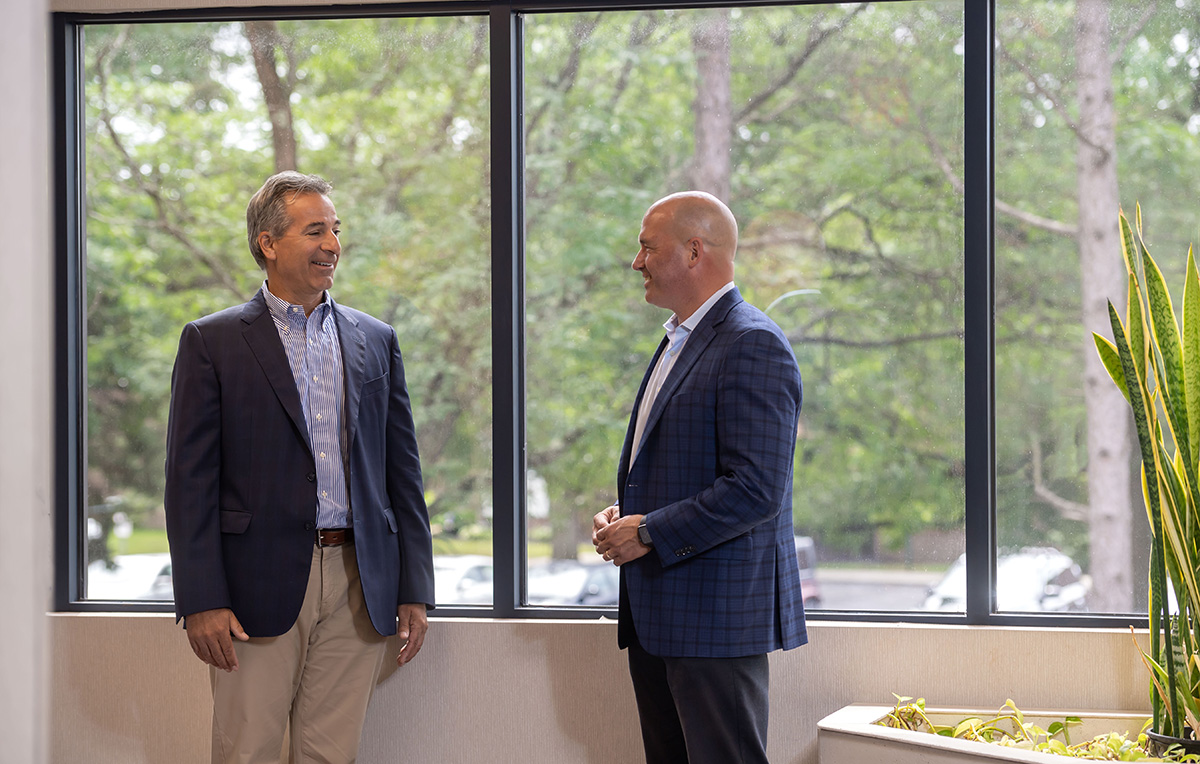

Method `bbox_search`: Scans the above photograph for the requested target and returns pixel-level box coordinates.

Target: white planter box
[817,704,1153,763]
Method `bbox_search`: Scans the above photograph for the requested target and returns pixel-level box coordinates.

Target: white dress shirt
[630,282,736,464]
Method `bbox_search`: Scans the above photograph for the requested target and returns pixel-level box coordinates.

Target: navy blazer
[164,290,434,638]
[617,288,807,658]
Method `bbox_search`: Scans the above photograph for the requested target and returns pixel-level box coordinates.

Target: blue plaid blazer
[164,291,434,637]
[617,288,807,658]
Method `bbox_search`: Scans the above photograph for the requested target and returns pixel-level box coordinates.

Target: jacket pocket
[362,372,390,397]
[382,506,398,533]
[219,508,252,534]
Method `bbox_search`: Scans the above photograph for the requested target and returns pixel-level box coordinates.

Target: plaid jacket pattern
[617,288,807,658]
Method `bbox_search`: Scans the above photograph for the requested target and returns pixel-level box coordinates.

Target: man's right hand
[185,608,250,672]
[592,504,619,548]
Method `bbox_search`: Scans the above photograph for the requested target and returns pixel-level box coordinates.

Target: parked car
[795,536,822,609]
[86,552,172,601]
[139,561,174,600]
[527,559,620,607]
[108,553,498,605]
[922,547,1091,612]
[433,554,493,605]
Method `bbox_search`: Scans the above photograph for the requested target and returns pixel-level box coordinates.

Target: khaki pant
[211,542,388,764]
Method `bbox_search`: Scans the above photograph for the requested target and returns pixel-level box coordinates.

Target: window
[57,0,1169,625]
[992,0,1200,616]
[523,3,965,612]
[74,15,493,605]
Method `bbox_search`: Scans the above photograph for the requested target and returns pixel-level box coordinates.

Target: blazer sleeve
[163,322,232,620]
[644,327,802,566]
[384,328,436,607]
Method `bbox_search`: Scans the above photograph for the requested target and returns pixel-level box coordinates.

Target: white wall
[48,616,1153,764]
[0,0,52,762]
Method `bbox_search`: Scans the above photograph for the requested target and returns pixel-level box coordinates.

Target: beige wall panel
[48,614,211,764]
[1,0,52,762]
[48,616,1154,764]
[360,619,644,763]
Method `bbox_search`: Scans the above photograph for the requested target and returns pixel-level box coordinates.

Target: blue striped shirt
[262,283,350,528]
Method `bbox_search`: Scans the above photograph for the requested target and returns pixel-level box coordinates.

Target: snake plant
[1094,206,1200,741]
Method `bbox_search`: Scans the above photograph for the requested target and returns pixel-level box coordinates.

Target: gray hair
[246,171,334,269]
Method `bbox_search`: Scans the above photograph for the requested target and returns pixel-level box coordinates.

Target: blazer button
[304,522,316,531]
[306,472,316,482]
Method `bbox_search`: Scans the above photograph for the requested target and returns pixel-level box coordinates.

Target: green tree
[84,17,493,559]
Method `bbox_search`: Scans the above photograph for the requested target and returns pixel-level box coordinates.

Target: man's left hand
[594,513,652,566]
[396,603,428,667]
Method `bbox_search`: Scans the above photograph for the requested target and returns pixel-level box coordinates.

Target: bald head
[633,191,740,320]
[647,191,739,272]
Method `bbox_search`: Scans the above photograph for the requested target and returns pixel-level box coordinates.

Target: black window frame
[52,0,1145,628]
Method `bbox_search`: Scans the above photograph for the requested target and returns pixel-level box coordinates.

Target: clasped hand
[592,504,651,566]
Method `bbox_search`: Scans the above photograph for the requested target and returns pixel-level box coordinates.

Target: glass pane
[524,2,965,611]
[82,17,492,604]
[994,1,1199,614]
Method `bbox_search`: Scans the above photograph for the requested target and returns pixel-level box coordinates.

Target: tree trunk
[1075,0,1134,612]
[691,9,732,202]
[245,20,297,173]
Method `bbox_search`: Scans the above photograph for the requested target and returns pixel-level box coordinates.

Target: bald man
[593,192,808,763]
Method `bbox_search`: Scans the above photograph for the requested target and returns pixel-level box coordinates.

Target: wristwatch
[637,518,653,548]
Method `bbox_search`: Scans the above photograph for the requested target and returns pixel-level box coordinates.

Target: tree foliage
[80,1,1200,610]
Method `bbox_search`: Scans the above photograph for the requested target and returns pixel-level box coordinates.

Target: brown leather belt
[316,528,353,546]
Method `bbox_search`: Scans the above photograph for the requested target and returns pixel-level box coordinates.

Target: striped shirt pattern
[262,283,350,528]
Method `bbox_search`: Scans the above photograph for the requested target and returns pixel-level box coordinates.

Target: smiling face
[630,192,740,321]
[632,206,693,316]
[259,192,341,314]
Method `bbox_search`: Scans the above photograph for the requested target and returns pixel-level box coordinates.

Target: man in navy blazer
[165,172,434,762]
[593,191,807,763]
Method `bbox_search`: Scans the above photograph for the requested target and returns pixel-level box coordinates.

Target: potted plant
[1093,205,1200,754]
[818,701,1163,763]
[817,208,1200,764]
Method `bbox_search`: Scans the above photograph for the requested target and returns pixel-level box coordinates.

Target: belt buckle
[317,528,349,546]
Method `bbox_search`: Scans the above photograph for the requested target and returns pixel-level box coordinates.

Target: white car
[433,555,493,605]
[527,560,619,607]
[86,552,173,601]
[923,547,1092,612]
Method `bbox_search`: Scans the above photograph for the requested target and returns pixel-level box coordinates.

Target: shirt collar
[261,281,335,324]
[663,281,736,342]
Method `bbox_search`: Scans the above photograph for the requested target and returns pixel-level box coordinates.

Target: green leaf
[1096,332,1131,404]
[1139,223,1192,477]
[1003,699,1024,726]
[1109,296,1182,730]
[1122,211,1150,384]
[1184,245,1200,469]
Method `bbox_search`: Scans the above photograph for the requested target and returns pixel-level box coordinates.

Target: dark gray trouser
[627,636,770,764]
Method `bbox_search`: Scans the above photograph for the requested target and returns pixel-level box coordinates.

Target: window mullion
[963,0,996,625]
[490,2,524,617]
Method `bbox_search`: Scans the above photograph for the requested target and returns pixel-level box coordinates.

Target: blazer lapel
[335,306,366,453]
[619,337,668,487]
[240,292,312,453]
[633,289,744,460]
